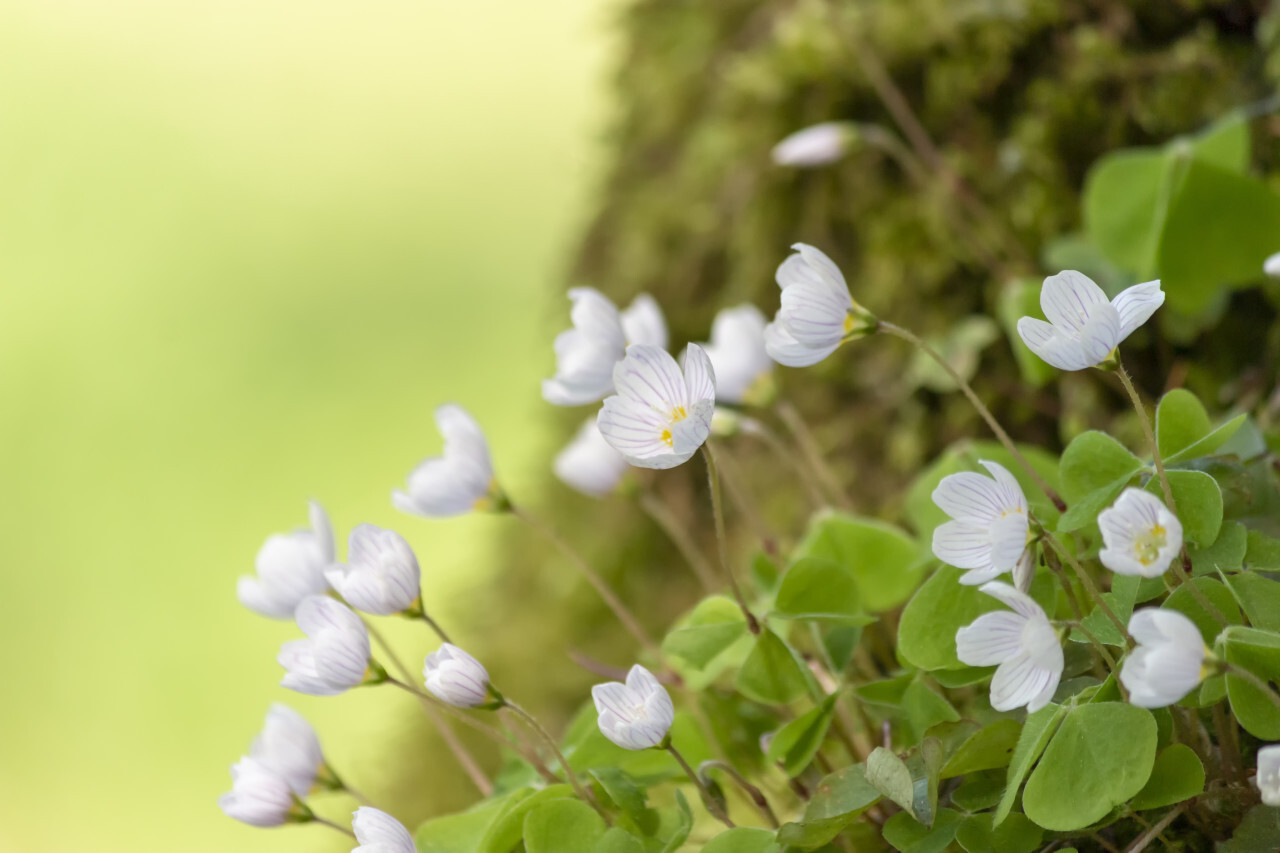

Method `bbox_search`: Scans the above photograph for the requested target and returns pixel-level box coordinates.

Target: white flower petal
[598,345,714,470]
[1111,279,1165,340]
[394,405,495,518]
[978,581,1047,623]
[932,470,1012,523]
[542,288,627,405]
[592,665,673,751]
[620,293,668,349]
[771,122,852,167]
[352,807,417,853]
[988,513,1031,574]
[1257,744,1280,806]
[237,505,334,619]
[933,520,995,572]
[1121,608,1206,708]
[220,757,296,827]
[990,653,1058,713]
[1098,488,1182,578]
[680,344,717,406]
[700,305,773,404]
[423,644,490,708]
[328,524,421,615]
[955,611,1028,666]
[1040,270,1109,335]
[1016,317,1095,372]
[764,318,839,367]
[1265,252,1280,279]
[777,280,850,347]
[281,597,370,695]
[553,418,629,497]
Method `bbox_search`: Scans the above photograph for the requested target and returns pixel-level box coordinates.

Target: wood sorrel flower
[423,643,491,708]
[393,404,504,518]
[249,704,324,797]
[278,596,373,696]
[771,122,856,167]
[764,243,872,367]
[219,756,300,827]
[1258,745,1280,806]
[931,460,1030,586]
[352,807,418,853]
[1098,488,1183,578]
[326,524,421,616]
[592,664,675,750]
[597,344,715,470]
[1120,608,1207,708]
[237,500,334,619]
[1016,270,1164,371]
[554,417,629,498]
[1265,252,1280,279]
[956,581,1063,712]
[700,304,775,406]
[542,289,669,406]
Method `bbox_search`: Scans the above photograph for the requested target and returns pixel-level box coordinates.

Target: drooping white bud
[249,704,325,797]
[218,757,299,827]
[326,524,421,615]
[423,643,491,708]
[278,596,372,696]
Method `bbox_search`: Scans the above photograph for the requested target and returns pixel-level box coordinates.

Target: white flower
[553,418,629,498]
[237,501,335,619]
[931,460,1030,586]
[771,122,855,168]
[700,304,775,405]
[1098,489,1183,578]
[1120,608,1207,708]
[1265,252,1280,279]
[1016,271,1164,371]
[279,596,372,696]
[219,757,299,827]
[592,664,675,750]
[250,704,325,797]
[352,807,418,853]
[393,404,501,518]
[1258,744,1280,807]
[597,344,716,470]
[956,581,1063,712]
[764,244,871,368]
[542,289,668,406]
[326,524,421,615]
[423,643,491,708]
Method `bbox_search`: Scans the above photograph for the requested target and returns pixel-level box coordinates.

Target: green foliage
[881,809,963,853]
[772,558,870,625]
[662,596,750,673]
[523,799,606,853]
[702,827,778,853]
[736,628,811,704]
[766,694,838,776]
[1144,470,1223,547]
[898,565,1000,670]
[791,512,925,612]
[955,812,1043,853]
[1223,627,1280,739]
[1163,576,1243,643]
[1129,744,1205,811]
[941,719,1021,779]
[1021,703,1157,831]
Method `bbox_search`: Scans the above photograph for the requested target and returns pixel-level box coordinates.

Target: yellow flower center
[659,407,688,447]
[843,312,858,334]
[1133,524,1167,566]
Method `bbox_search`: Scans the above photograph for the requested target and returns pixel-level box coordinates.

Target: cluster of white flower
[221,234,1280,846]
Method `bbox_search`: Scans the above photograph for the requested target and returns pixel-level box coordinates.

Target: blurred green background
[0,1,613,850]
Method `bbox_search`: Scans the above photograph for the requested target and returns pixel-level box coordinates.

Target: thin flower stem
[311,815,358,839]
[878,321,1066,512]
[702,445,760,634]
[1224,664,1280,711]
[637,490,718,592]
[363,621,493,796]
[1210,700,1243,785]
[501,700,606,822]
[699,760,780,829]
[1046,556,1106,679]
[1122,804,1186,853]
[513,504,660,655]
[1040,528,1132,646]
[775,400,850,508]
[666,743,734,828]
[416,607,453,645]
[1115,362,1229,628]
[712,443,778,551]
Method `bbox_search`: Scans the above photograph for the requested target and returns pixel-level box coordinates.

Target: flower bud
[1120,608,1207,708]
[326,524,421,615]
[393,404,503,518]
[771,122,856,167]
[423,643,491,708]
[237,501,334,619]
[278,596,372,696]
[1258,744,1280,807]
[352,807,418,853]
[249,704,325,797]
[218,757,300,827]
[591,664,674,750]
[553,418,629,498]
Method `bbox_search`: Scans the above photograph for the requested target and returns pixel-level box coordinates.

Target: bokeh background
[0,1,615,851]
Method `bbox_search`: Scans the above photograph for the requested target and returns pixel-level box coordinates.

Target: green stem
[667,742,734,828]
[741,416,826,508]
[310,815,357,839]
[699,760,780,828]
[513,504,659,655]
[637,491,718,592]
[1122,803,1185,853]
[502,700,606,822]
[1041,528,1132,647]
[702,445,760,634]
[775,400,849,508]
[879,321,1065,512]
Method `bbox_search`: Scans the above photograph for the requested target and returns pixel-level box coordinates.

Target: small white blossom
[956,581,1063,712]
[542,289,668,406]
[1264,252,1280,279]
[279,596,372,696]
[1098,489,1183,578]
[700,304,775,406]
[764,244,870,367]
[1016,271,1164,371]
[326,525,421,615]
[423,643,491,708]
[393,404,501,518]
[554,418,629,498]
[352,807,418,853]
[592,664,675,750]
[237,501,335,619]
[219,756,299,827]
[250,704,325,797]
[1120,608,1207,708]
[1258,744,1280,807]
[931,460,1030,586]
[771,122,855,168]
[597,344,716,470]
